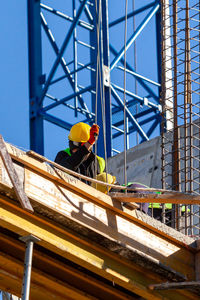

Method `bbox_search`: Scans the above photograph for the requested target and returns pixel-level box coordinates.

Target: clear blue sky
[0,1,29,149]
[0,1,158,162]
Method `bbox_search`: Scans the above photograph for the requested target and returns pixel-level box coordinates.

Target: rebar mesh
[161,0,200,237]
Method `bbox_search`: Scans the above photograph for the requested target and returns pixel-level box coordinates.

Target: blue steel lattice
[28,0,162,157]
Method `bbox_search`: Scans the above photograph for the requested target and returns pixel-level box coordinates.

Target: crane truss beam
[28,0,162,156]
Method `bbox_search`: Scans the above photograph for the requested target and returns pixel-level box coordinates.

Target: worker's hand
[88,124,100,145]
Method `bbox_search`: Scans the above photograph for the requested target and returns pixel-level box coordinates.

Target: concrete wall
[108,136,162,188]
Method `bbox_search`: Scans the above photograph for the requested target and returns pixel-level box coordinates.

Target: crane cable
[94,0,102,182]
[94,0,109,193]
[123,0,128,191]
[133,0,139,144]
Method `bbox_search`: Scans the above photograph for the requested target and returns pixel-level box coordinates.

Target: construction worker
[91,172,116,194]
[149,202,189,226]
[125,182,150,214]
[95,178,150,214]
[55,122,105,185]
[126,183,171,218]
[148,202,172,222]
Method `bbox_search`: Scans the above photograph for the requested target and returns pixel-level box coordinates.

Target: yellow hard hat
[68,122,91,143]
[92,172,116,194]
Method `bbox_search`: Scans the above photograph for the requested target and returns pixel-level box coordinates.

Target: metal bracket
[143,97,149,107]
[0,135,33,212]
[103,65,110,87]
[30,97,39,118]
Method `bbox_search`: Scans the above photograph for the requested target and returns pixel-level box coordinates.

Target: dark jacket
[55,146,101,185]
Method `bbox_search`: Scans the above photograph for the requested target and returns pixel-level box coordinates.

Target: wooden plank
[5,143,122,211]
[0,251,98,300]
[196,240,200,281]
[0,172,196,284]
[0,231,136,300]
[27,150,197,197]
[149,281,200,290]
[0,141,196,254]
[110,192,200,205]
[0,195,198,300]
[0,136,33,212]
[23,169,197,279]
[2,142,197,249]
[0,196,162,300]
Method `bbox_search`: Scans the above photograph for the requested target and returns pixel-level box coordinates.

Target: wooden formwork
[0,140,199,299]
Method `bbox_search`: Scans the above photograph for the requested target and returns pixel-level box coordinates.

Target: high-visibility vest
[125,182,173,209]
[148,194,189,212]
[64,148,105,173]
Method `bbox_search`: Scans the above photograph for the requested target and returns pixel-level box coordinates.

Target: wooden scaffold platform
[0,135,200,300]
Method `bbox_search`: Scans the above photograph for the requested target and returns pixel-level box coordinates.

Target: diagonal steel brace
[0,135,33,212]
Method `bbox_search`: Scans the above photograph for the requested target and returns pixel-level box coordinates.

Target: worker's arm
[55,145,91,171]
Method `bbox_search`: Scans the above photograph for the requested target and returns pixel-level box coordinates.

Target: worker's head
[68,122,91,150]
[91,172,116,194]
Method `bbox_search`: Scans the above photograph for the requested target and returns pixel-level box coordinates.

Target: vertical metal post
[90,0,111,158]
[27,0,44,154]
[101,0,112,158]
[126,117,129,150]
[20,235,40,300]
[73,0,78,117]
[184,0,191,234]
[155,1,162,106]
[161,0,166,223]
[172,0,181,230]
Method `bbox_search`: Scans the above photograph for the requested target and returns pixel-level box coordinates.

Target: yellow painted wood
[0,165,196,280]
[0,197,158,299]
[196,240,200,281]
[0,252,98,300]
[111,192,200,205]
[24,169,195,278]
[0,232,136,300]
[0,142,199,300]
[3,142,197,249]
[0,196,198,300]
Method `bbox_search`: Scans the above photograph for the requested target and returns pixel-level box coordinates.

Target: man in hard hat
[91,172,116,194]
[55,122,105,185]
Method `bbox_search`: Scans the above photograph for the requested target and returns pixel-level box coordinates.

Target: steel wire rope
[133,0,139,145]
[94,0,102,184]
[123,0,129,191]
[94,0,109,193]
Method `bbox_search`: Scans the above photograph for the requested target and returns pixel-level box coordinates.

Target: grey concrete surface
[108,136,162,188]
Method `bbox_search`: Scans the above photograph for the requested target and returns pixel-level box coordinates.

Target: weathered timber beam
[110,192,200,205]
[27,150,197,197]
[0,251,98,300]
[0,144,197,278]
[26,150,200,200]
[0,230,136,300]
[0,195,197,300]
[0,136,33,212]
[5,143,123,212]
[149,281,200,291]
[0,195,161,300]
[0,174,196,282]
[2,142,197,248]
[196,240,200,281]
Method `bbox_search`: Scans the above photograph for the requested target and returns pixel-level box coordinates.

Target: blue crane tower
[28,0,162,158]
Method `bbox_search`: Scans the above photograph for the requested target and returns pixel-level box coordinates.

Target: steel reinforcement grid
[161,0,200,237]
